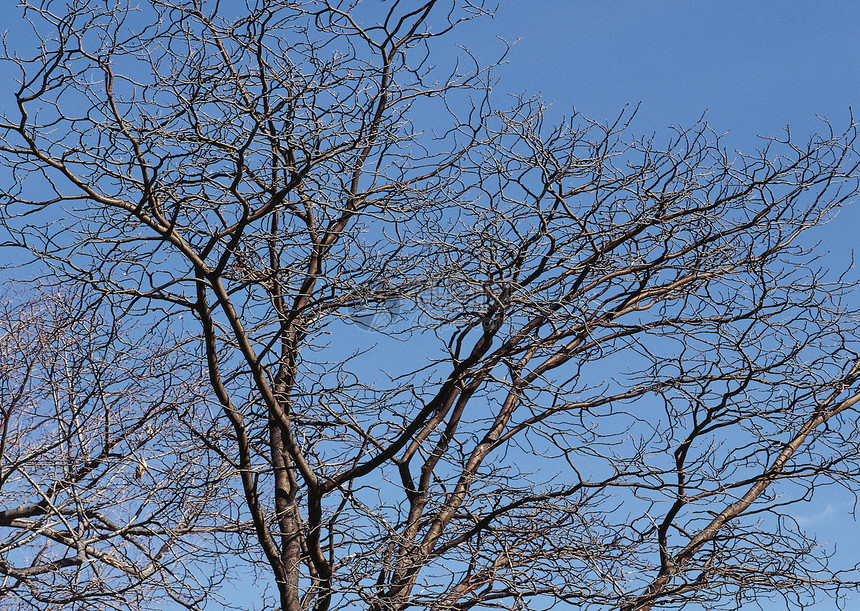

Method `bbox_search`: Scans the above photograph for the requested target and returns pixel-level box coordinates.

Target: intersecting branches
[1,2,860,611]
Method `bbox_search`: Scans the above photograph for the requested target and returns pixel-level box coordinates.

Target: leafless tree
[0,284,239,610]
[2,1,860,610]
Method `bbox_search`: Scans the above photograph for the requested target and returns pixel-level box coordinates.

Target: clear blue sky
[479,2,860,138]
[4,2,860,609]
[462,3,860,610]
[456,2,860,259]
[345,5,860,609]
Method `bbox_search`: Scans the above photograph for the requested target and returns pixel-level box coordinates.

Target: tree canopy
[2,2,860,610]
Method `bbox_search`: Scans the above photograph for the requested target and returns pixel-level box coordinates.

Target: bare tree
[0,284,238,610]
[2,1,860,610]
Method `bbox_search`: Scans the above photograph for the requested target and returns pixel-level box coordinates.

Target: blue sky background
[342,4,860,609]
[436,2,860,277]
[3,2,860,609]
[459,3,860,610]
[480,2,859,137]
